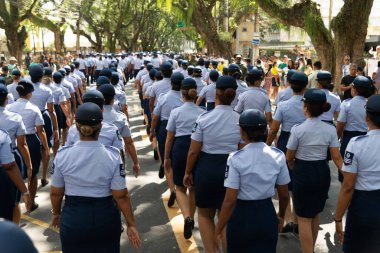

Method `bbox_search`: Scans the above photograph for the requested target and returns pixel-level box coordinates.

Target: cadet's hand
[22,193,32,214]
[66,117,72,127]
[214,232,222,252]
[277,215,284,232]
[133,164,140,178]
[335,221,344,244]
[149,132,155,142]
[51,214,60,229]
[27,167,32,181]
[183,173,193,188]
[127,226,141,248]
[164,159,171,172]
[53,129,59,143]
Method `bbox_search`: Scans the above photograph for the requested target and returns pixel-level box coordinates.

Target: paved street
[20,82,343,253]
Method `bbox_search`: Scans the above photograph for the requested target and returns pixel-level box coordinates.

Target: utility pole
[76,9,82,54]
[252,7,260,62]
[329,0,333,32]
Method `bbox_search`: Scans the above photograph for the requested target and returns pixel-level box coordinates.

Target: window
[242,27,247,32]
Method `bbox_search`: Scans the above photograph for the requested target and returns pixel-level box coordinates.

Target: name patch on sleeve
[192,123,198,133]
[120,164,126,178]
[51,163,55,175]
[344,151,354,166]
[225,165,229,179]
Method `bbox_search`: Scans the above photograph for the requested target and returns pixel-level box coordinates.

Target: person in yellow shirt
[218,60,225,73]
[271,62,280,99]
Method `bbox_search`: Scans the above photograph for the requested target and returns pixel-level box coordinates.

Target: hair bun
[16,85,24,92]
[322,102,331,112]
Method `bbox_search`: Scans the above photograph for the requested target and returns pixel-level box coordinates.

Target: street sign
[253,32,260,40]
[252,39,260,45]
[177,21,185,28]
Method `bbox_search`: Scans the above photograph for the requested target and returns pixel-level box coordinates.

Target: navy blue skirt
[157,120,168,163]
[14,149,25,202]
[339,131,366,182]
[343,189,380,253]
[206,102,215,111]
[26,134,42,177]
[41,110,53,148]
[277,131,293,191]
[227,199,277,253]
[171,135,191,187]
[60,196,121,253]
[54,104,67,130]
[292,159,330,218]
[0,166,16,221]
[194,152,229,209]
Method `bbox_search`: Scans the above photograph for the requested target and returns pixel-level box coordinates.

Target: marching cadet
[187,65,194,77]
[192,66,206,93]
[275,69,297,105]
[58,68,77,116]
[0,129,31,221]
[316,71,341,124]
[286,89,343,253]
[98,84,140,178]
[0,84,33,223]
[266,72,308,233]
[63,65,83,106]
[184,76,242,253]
[7,80,49,211]
[50,103,141,253]
[196,70,219,111]
[65,90,123,153]
[0,77,14,104]
[235,68,272,122]
[142,69,157,135]
[334,94,380,253]
[228,64,247,109]
[149,62,173,113]
[7,69,22,101]
[150,72,185,207]
[73,61,87,92]
[164,78,205,239]
[181,60,190,78]
[111,72,129,118]
[336,76,375,182]
[216,109,290,253]
[28,65,58,189]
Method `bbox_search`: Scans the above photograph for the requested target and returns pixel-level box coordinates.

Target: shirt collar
[367,129,380,136]
[18,98,28,103]
[245,142,266,149]
[215,105,233,111]
[74,140,102,147]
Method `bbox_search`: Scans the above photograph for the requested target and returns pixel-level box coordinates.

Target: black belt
[65,195,112,203]
[237,198,271,204]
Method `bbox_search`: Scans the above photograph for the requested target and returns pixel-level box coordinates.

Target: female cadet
[50,103,141,253]
[7,80,49,211]
[266,72,308,233]
[216,109,290,253]
[184,76,241,253]
[29,65,58,188]
[286,89,343,253]
[336,76,375,182]
[164,78,205,239]
[275,69,297,105]
[334,94,380,253]
[192,66,206,94]
[316,71,341,124]
[111,72,129,118]
[196,70,218,111]
[150,72,185,207]
[0,84,33,224]
[228,64,247,109]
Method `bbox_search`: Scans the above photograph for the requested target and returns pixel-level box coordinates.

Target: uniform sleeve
[47,89,54,103]
[199,86,207,97]
[329,130,340,148]
[286,126,299,150]
[120,121,132,138]
[0,134,15,165]
[191,117,203,142]
[149,85,156,97]
[112,129,124,150]
[166,111,176,133]
[264,98,271,113]
[16,118,27,136]
[342,139,358,174]
[35,110,45,126]
[153,98,163,116]
[335,99,341,113]
[273,104,283,122]
[224,155,240,189]
[111,156,127,190]
[119,93,127,105]
[234,94,244,113]
[276,153,291,185]
[58,89,67,103]
[7,94,14,104]
[51,156,65,187]
[65,127,75,146]
[337,102,347,123]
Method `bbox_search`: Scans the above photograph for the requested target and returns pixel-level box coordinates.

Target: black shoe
[154,148,159,161]
[281,222,294,233]
[31,203,39,212]
[41,179,49,187]
[143,118,146,125]
[168,190,176,208]
[293,223,299,234]
[158,164,164,179]
[184,217,194,239]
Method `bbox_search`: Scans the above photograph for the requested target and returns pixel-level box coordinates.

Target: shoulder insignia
[350,134,368,142]
[344,151,354,166]
[50,163,55,175]
[105,145,120,153]
[116,130,123,141]
[225,165,229,179]
[57,145,73,153]
[120,164,126,178]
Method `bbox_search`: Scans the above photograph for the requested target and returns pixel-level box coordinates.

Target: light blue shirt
[7,98,44,134]
[143,80,153,96]
[275,87,293,105]
[150,78,172,105]
[51,141,126,197]
[235,87,271,113]
[45,83,66,105]
[337,96,367,132]
[30,82,53,111]
[0,107,26,148]
[273,95,306,132]
[191,105,241,154]
[231,80,248,108]
[153,90,183,120]
[320,89,341,121]
[342,130,380,191]
[225,142,290,200]
[194,77,206,93]
[199,83,216,102]
[62,79,75,94]
[287,118,340,160]
[55,82,71,99]
[103,105,131,138]
[166,102,205,137]
[65,122,124,150]
[0,130,14,165]
[7,82,19,101]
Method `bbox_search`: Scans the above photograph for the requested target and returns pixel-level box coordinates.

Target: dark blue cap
[290,72,308,87]
[228,64,240,72]
[0,76,5,84]
[52,72,63,83]
[100,69,112,79]
[246,68,263,83]
[193,66,202,74]
[209,70,219,82]
[96,76,110,87]
[83,90,104,108]
[149,69,157,79]
[171,72,185,84]
[43,67,53,76]
[316,71,332,81]
[17,79,35,93]
[366,94,380,113]
[198,58,205,65]
[29,65,44,79]
[353,75,373,88]
[211,60,219,66]
[58,68,66,76]
[239,109,267,127]
[73,61,80,68]
[110,72,119,85]
[63,65,71,73]
[147,63,154,71]
[287,69,297,80]
[98,83,116,97]
[0,84,8,95]
[75,102,103,124]
[160,62,173,71]
[11,69,21,76]
[302,88,326,104]
[144,60,151,65]
[182,60,189,66]
[0,220,38,253]
[216,76,238,90]
[181,78,197,90]
[178,59,183,64]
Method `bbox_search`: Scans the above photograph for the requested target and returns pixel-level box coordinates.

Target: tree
[254,0,374,85]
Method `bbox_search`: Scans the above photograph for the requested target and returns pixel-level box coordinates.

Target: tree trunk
[54,30,62,54]
[5,27,27,63]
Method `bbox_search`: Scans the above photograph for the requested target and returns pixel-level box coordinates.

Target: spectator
[305,59,313,76]
[340,63,357,100]
[342,55,351,77]
[372,61,380,91]
[307,61,322,89]
[25,52,31,69]
[265,63,273,95]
